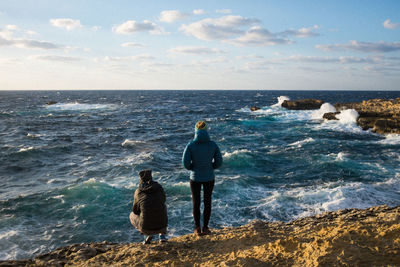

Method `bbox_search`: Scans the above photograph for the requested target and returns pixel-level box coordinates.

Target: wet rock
[46,101,58,105]
[323,112,340,120]
[335,98,400,134]
[250,106,261,111]
[282,99,324,110]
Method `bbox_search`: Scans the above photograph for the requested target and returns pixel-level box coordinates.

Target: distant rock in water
[323,112,340,120]
[334,98,400,134]
[46,101,58,105]
[282,99,324,110]
[250,106,260,111]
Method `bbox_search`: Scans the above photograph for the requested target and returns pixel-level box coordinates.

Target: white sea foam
[251,178,400,221]
[27,133,42,138]
[121,139,144,147]
[311,103,337,119]
[378,134,400,145]
[288,137,315,148]
[223,149,251,158]
[272,96,290,107]
[46,102,117,111]
[72,204,86,211]
[336,109,359,124]
[0,230,18,240]
[335,152,347,161]
[123,151,154,164]
[172,181,190,187]
[18,146,34,152]
[314,108,365,134]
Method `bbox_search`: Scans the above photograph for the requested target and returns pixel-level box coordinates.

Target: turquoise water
[1,90,400,260]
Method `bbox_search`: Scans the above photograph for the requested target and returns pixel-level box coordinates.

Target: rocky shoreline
[1,205,399,266]
[281,98,400,134]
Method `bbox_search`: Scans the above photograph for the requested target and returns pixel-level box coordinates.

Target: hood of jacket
[139,181,160,193]
[194,129,210,143]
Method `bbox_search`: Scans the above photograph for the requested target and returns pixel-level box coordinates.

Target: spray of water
[272,96,290,107]
[337,109,359,124]
[311,103,337,119]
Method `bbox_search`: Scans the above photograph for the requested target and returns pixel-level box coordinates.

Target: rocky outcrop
[323,112,340,120]
[250,106,260,111]
[282,99,324,110]
[3,205,399,266]
[334,98,400,134]
[46,101,58,105]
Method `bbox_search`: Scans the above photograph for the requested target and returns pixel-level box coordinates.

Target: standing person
[129,169,168,244]
[182,121,223,236]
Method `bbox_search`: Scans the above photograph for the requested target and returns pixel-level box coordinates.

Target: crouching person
[129,170,168,244]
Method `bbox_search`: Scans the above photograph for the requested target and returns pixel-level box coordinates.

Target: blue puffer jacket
[182,129,223,182]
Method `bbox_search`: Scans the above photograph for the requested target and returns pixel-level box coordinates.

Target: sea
[1,90,400,260]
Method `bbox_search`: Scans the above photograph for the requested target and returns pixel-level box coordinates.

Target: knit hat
[139,169,152,183]
[195,121,207,130]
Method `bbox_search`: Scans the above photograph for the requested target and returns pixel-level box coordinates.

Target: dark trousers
[190,179,215,228]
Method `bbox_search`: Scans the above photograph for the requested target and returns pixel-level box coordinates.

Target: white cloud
[92,26,101,31]
[168,46,225,54]
[0,26,60,49]
[241,55,387,71]
[235,54,264,60]
[103,54,154,62]
[159,10,189,23]
[0,35,60,49]
[132,54,154,61]
[6,25,19,31]
[226,26,293,46]
[121,42,145,48]
[216,9,232,14]
[180,15,259,40]
[29,55,82,62]
[191,57,227,65]
[193,9,206,15]
[25,30,38,36]
[383,19,400,30]
[113,20,166,35]
[50,18,83,31]
[316,40,400,53]
[281,25,320,38]
[181,16,318,47]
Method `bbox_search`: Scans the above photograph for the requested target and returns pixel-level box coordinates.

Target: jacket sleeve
[160,185,166,203]
[182,144,193,170]
[212,143,223,169]
[132,190,140,215]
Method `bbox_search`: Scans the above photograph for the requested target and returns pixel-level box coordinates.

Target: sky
[0,0,399,90]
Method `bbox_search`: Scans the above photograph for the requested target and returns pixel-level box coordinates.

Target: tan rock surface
[2,205,399,266]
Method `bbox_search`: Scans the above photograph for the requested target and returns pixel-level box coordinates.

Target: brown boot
[194,226,202,236]
[202,226,211,235]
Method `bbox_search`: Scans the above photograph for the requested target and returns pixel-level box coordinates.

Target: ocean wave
[26,133,43,138]
[222,149,254,168]
[272,96,290,107]
[121,139,145,147]
[17,146,35,153]
[45,102,118,112]
[377,134,400,145]
[311,103,336,119]
[288,137,315,148]
[251,178,400,221]
[336,109,359,124]
[223,149,252,159]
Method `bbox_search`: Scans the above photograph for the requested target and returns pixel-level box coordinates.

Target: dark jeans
[190,179,215,228]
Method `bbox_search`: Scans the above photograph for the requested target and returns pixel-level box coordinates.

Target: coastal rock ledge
[334,98,400,134]
[2,205,399,266]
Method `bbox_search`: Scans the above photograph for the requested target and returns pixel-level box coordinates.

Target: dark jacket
[182,129,223,182]
[132,181,168,231]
